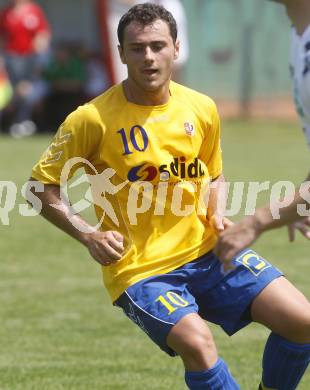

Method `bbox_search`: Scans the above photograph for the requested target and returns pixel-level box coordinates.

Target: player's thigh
[196,249,283,336]
[251,276,310,343]
[114,275,199,356]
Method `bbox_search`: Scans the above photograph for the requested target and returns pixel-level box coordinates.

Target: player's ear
[174,39,180,60]
[118,45,127,64]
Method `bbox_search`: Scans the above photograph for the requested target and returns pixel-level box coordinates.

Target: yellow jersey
[32,81,222,301]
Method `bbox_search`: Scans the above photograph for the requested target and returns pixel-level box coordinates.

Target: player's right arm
[214,171,310,261]
[28,106,124,266]
[253,171,310,234]
[27,179,124,266]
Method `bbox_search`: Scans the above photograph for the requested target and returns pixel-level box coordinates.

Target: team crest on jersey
[184,121,195,137]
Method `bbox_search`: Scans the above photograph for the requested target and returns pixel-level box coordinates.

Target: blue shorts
[114,249,283,356]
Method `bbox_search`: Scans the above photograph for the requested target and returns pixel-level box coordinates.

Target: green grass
[0,120,309,389]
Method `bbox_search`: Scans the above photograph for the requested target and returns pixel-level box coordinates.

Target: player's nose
[144,46,155,62]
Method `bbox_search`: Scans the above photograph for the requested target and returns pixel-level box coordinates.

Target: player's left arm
[201,99,233,234]
[207,174,233,235]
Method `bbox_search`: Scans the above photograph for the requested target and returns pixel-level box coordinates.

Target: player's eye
[131,46,144,53]
[151,43,165,52]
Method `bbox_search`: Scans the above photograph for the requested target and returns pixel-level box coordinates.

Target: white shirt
[290,24,310,146]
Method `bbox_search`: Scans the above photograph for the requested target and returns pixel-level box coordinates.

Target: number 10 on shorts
[156,292,189,315]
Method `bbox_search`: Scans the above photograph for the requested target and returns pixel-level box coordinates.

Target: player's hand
[85,230,124,266]
[288,217,310,242]
[209,215,235,272]
[209,214,234,235]
[213,216,261,266]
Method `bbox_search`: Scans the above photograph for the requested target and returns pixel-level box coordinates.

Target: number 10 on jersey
[117,125,149,155]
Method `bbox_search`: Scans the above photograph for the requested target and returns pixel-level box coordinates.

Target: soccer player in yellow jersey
[28,3,310,389]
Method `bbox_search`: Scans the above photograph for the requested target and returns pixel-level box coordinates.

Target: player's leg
[114,260,240,390]
[192,250,285,388]
[166,313,240,389]
[251,276,310,390]
[167,313,218,371]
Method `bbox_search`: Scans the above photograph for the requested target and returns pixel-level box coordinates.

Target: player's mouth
[142,68,159,76]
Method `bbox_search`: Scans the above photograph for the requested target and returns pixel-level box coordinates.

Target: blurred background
[0,0,296,137]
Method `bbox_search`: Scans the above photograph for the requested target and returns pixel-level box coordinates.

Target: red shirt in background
[0,1,50,56]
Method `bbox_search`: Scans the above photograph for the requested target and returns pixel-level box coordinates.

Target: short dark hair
[117,2,178,47]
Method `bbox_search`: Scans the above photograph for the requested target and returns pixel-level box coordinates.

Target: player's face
[119,19,179,93]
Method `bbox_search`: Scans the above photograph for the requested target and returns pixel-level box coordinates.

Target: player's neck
[286,2,310,36]
[123,79,170,106]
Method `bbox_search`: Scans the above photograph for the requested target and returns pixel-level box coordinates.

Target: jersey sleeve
[31,105,103,184]
[199,99,223,180]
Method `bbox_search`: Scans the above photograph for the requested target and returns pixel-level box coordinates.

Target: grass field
[0,119,309,389]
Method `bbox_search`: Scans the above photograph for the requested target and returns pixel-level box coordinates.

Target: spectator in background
[42,41,86,132]
[0,0,51,137]
[0,55,12,129]
[108,0,188,83]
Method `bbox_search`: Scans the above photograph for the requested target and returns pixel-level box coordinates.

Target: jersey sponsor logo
[127,164,157,181]
[235,249,271,276]
[127,157,206,182]
[53,156,211,229]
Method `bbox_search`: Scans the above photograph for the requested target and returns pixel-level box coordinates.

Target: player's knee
[168,326,217,370]
[293,312,310,343]
[167,314,218,369]
[285,307,310,343]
